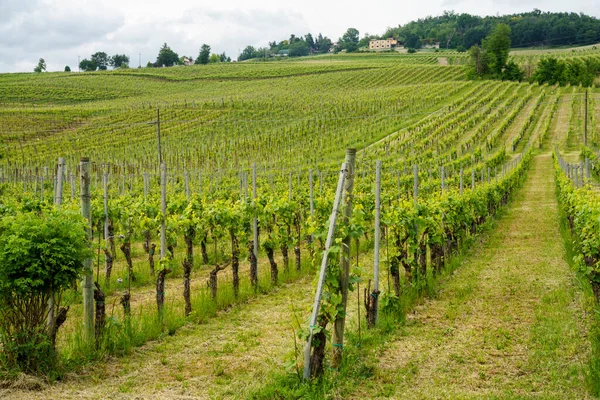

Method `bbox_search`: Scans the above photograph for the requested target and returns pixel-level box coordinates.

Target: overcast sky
[1,0,599,73]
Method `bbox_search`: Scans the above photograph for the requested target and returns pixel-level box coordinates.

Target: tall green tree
[196,44,211,65]
[289,41,309,57]
[341,28,359,45]
[315,34,332,53]
[238,46,257,61]
[33,58,46,73]
[482,23,511,75]
[305,33,315,51]
[110,54,130,69]
[79,58,97,72]
[468,44,489,76]
[91,52,109,70]
[156,43,179,67]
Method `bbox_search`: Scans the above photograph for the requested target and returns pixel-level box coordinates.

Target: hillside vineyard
[1,52,599,398]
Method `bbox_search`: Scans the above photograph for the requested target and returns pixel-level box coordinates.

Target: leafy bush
[0,210,91,375]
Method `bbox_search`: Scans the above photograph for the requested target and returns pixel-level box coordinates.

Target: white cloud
[0,0,599,72]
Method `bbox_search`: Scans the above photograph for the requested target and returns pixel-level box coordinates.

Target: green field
[1,51,600,399]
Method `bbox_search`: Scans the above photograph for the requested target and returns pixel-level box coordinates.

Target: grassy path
[2,276,315,399]
[347,152,593,399]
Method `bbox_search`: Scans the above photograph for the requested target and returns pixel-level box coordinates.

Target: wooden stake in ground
[48,157,65,344]
[367,160,381,327]
[332,148,356,369]
[80,157,95,345]
[303,161,347,379]
[251,163,258,288]
[157,162,171,321]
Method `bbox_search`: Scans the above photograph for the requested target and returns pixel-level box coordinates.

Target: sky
[1,0,599,73]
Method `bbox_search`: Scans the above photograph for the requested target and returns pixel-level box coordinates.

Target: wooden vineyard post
[143,172,148,198]
[184,171,190,200]
[157,109,162,164]
[157,162,171,320]
[332,148,356,369]
[70,172,75,199]
[80,157,95,345]
[251,163,258,287]
[303,162,347,380]
[48,157,65,343]
[54,157,65,206]
[586,158,591,182]
[413,164,418,206]
[367,160,381,327]
[459,166,463,195]
[441,165,445,192]
[584,89,588,146]
[160,163,167,261]
[309,168,315,244]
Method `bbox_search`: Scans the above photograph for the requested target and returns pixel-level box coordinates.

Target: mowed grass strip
[348,153,593,399]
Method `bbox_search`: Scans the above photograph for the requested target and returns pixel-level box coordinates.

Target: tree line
[71,44,231,72]
[382,10,600,51]
[469,23,600,87]
[237,28,370,61]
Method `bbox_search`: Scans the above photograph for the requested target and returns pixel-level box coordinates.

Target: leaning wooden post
[252,163,259,287]
[80,157,95,345]
[332,148,356,369]
[303,162,347,380]
[371,160,382,326]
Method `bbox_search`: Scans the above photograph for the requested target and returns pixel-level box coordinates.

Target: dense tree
[502,60,525,81]
[156,43,179,67]
[238,46,257,61]
[110,54,130,69]
[33,58,46,73]
[532,57,600,86]
[469,45,489,76]
[209,53,220,63]
[91,52,109,70]
[79,58,97,72]
[289,41,310,57]
[196,44,211,65]
[382,10,600,50]
[483,24,511,75]
[315,34,332,53]
[305,33,315,51]
[341,28,359,45]
[219,52,230,62]
[64,65,71,72]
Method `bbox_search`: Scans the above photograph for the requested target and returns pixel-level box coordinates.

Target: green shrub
[0,210,91,376]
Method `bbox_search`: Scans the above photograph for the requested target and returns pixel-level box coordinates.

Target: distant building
[369,38,398,50]
[183,57,194,66]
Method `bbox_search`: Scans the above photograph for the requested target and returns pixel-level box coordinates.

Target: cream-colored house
[369,38,398,50]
